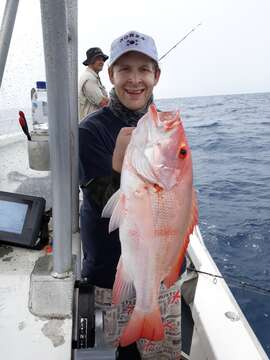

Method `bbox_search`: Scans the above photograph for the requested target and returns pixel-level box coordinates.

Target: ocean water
[157,92,270,356]
[1,92,270,356]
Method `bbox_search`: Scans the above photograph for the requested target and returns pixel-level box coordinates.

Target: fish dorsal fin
[186,187,199,240]
[163,188,199,288]
[102,190,125,233]
[131,147,157,184]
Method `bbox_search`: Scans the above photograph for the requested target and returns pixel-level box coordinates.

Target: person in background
[79,31,182,359]
[79,47,109,120]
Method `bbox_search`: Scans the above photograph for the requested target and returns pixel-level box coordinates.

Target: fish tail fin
[120,307,164,347]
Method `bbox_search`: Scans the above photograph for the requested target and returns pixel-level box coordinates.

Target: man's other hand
[112,127,135,172]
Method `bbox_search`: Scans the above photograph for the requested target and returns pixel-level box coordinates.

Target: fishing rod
[159,22,202,61]
[187,267,270,297]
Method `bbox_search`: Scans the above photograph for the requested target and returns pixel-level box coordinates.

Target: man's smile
[125,89,144,95]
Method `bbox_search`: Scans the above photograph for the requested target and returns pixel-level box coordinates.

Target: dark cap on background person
[108,30,159,67]
[83,47,109,66]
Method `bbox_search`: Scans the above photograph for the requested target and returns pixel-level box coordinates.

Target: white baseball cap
[109,30,159,67]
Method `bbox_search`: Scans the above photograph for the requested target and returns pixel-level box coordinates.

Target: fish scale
[151,189,180,276]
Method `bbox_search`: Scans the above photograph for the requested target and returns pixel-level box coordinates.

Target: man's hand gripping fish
[102,104,198,346]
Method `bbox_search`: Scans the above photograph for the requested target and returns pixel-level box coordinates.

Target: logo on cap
[120,32,146,47]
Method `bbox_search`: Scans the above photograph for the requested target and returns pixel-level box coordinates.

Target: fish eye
[179,146,187,159]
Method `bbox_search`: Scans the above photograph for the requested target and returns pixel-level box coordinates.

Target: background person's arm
[83,78,108,108]
[99,97,109,108]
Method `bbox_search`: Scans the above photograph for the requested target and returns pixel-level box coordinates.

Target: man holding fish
[79,30,198,359]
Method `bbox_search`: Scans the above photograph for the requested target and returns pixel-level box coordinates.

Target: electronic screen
[0,200,28,234]
[0,191,46,248]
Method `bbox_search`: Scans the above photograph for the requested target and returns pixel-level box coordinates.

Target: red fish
[102,104,198,346]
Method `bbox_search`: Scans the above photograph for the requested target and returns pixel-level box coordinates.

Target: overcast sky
[0,0,270,110]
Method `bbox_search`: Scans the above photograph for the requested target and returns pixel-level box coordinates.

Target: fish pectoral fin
[112,257,135,304]
[163,188,199,289]
[102,190,125,233]
[120,307,164,347]
[131,148,157,184]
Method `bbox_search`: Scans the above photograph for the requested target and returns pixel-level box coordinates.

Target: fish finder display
[0,191,46,248]
[0,200,28,234]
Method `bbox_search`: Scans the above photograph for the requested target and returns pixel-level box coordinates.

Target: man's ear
[108,67,114,84]
[154,69,161,86]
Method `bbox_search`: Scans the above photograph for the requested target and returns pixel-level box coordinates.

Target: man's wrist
[112,151,122,173]
[112,159,121,173]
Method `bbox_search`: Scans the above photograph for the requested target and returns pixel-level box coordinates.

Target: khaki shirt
[79,67,108,121]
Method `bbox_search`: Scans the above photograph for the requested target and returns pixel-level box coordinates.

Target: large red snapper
[102,104,198,346]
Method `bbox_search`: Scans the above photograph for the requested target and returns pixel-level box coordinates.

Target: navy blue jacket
[79,107,128,288]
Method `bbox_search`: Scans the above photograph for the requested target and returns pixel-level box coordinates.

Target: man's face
[91,56,106,73]
[108,51,160,111]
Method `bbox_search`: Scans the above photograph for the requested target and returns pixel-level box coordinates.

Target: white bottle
[32,81,48,131]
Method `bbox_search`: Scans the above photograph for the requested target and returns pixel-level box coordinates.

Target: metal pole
[40,0,72,277]
[66,0,81,279]
[0,0,19,87]
[66,0,79,233]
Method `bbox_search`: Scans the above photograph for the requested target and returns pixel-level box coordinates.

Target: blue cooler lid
[36,81,47,89]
